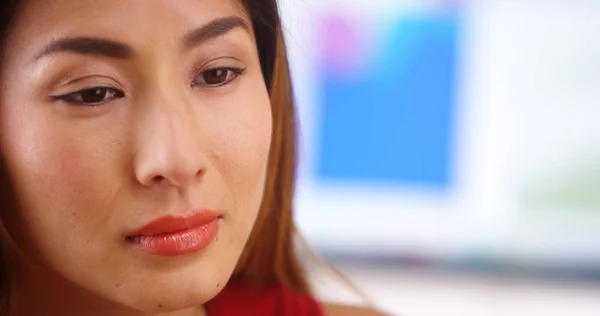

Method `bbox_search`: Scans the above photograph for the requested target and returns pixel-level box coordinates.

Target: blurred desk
[315,263,600,316]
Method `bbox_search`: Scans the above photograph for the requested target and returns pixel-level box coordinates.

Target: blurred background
[279,0,600,315]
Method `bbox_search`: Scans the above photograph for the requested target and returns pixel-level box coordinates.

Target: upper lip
[129,209,221,237]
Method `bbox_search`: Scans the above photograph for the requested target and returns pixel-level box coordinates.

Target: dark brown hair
[0,0,309,311]
[235,0,310,293]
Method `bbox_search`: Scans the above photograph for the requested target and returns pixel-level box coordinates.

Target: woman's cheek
[2,122,117,248]
[223,109,270,191]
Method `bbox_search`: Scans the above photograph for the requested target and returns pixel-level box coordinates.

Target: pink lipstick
[127,210,220,256]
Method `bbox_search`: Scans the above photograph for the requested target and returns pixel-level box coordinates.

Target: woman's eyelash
[192,66,246,88]
[52,87,125,107]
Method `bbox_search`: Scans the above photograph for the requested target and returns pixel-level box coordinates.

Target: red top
[205,278,324,316]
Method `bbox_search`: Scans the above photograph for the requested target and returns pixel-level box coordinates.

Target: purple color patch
[319,15,363,73]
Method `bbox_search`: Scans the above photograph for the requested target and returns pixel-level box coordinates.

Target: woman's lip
[128,209,221,237]
[127,218,220,256]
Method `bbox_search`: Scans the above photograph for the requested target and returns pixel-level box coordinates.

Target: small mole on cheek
[115,283,122,289]
[158,304,163,308]
[217,282,220,288]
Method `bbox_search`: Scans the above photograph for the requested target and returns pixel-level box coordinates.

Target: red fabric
[205,278,324,316]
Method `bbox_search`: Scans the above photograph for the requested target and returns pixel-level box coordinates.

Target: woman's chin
[96,258,232,314]
[116,277,225,314]
[129,295,212,315]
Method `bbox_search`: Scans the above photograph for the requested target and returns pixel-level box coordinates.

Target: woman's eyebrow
[182,16,250,50]
[34,37,132,61]
[32,16,251,63]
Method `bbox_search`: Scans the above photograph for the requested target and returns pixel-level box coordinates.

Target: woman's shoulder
[206,278,390,316]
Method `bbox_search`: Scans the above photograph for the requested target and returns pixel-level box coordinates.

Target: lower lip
[127,218,220,256]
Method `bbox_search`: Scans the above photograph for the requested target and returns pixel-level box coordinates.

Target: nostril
[152,175,165,183]
[137,166,204,187]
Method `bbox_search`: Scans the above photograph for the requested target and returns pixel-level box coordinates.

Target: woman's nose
[133,94,207,189]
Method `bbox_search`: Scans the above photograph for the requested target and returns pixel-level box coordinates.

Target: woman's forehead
[2,0,255,65]
[7,0,252,39]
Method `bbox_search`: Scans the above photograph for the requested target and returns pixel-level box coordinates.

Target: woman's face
[0,0,271,313]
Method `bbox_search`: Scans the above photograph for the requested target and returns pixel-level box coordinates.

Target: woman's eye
[55,87,125,106]
[193,67,245,88]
